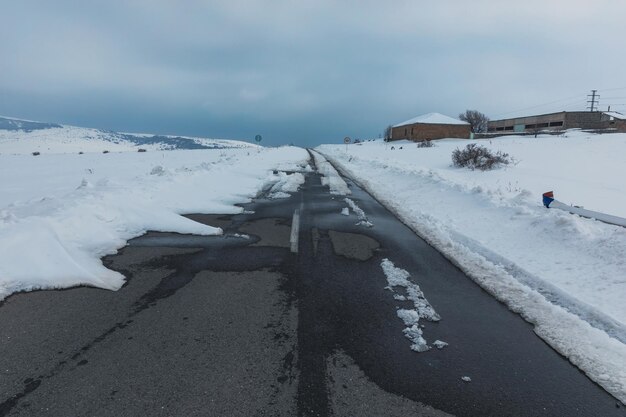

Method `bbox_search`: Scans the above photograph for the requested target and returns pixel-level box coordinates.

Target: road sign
[343,137,351,144]
[255,135,262,143]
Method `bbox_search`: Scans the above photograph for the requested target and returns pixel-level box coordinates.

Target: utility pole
[587,89,599,112]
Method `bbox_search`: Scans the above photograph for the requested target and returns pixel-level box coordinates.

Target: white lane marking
[290,209,300,253]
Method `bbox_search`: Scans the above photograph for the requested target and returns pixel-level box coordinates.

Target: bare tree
[384,125,393,142]
[459,110,489,133]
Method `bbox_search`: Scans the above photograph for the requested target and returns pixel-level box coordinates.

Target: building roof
[393,112,469,128]
[603,111,626,120]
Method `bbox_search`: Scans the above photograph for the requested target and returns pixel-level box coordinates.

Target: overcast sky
[2,1,626,146]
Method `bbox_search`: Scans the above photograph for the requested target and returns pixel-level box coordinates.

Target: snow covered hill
[318,131,626,403]
[0,116,257,154]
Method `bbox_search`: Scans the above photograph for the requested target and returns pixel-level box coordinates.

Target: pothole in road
[328,230,380,261]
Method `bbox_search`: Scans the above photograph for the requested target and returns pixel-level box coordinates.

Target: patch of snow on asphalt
[310,150,350,195]
[433,340,448,349]
[266,171,305,199]
[341,207,350,216]
[381,258,440,352]
[344,198,373,227]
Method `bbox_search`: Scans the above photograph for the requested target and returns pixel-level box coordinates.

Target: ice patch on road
[310,150,350,195]
[382,258,440,352]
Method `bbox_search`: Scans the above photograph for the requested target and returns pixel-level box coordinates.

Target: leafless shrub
[384,125,393,142]
[417,140,434,148]
[452,144,511,171]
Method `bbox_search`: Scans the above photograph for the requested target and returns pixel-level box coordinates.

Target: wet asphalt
[0,153,624,416]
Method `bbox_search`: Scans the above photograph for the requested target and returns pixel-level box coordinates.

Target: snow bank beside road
[0,147,309,300]
[318,134,626,403]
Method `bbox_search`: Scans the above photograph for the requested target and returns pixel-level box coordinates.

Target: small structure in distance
[390,113,471,142]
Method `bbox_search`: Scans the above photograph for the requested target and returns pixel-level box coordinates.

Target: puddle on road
[328,230,380,261]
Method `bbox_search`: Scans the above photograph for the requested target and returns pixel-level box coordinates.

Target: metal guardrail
[543,191,626,228]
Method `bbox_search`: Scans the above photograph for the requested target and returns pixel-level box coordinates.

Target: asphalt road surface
[0,152,624,416]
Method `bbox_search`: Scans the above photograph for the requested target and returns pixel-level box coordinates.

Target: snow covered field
[0,145,309,300]
[318,131,626,402]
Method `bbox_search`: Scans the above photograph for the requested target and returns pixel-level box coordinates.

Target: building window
[549,121,564,127]
[504,126,514,131]
[405,128,407,135]
[525,124,536,129]
[536,123,549,128]
[496,127,505,131]
[411,127,414,135]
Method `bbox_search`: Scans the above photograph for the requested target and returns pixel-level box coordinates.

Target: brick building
[391,113,471,142]
[488,111,626,135]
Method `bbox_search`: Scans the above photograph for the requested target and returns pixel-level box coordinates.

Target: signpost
[255,134,262,143]
[344,136,351,152]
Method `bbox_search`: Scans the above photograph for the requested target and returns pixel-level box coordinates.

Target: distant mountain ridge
[0,116,256,154]
[0,116,62,132]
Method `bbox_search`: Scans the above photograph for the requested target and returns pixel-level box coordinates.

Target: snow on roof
[603,111,626,120]
[393,112,469,128]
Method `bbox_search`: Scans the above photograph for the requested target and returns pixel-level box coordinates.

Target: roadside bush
[32,151,40,156]
[452,143,511,171]
[417,140,434,148]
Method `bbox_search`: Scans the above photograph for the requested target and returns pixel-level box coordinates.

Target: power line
[490,93,587,118]
[597,86,626,93]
